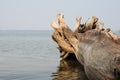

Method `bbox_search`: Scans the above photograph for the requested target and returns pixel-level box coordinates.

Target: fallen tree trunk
[51,13,120,80]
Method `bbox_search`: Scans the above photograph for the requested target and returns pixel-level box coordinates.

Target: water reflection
[52,58,88,80]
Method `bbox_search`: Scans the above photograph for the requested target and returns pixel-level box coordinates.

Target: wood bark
[51,13,120,80]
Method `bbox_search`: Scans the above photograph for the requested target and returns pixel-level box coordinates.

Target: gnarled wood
[51,13,120,80]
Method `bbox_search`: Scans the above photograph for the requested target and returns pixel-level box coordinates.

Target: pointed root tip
[50,22,60,29]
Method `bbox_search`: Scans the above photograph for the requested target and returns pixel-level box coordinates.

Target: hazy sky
[0,0,120,30]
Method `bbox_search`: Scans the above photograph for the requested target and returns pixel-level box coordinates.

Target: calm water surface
[0,30,60,80]
[0,30,119,80]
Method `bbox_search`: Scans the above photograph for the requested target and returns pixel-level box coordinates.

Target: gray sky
[0,0,120,30]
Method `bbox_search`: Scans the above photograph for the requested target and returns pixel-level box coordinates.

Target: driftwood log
[51,13,120,80]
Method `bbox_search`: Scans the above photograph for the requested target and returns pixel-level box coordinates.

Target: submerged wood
[51,13,120,80]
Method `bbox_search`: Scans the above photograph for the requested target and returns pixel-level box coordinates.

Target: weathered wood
[51,13,120,80]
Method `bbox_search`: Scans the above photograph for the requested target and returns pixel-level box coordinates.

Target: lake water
[0,30,119,80]
[0,30,60,80]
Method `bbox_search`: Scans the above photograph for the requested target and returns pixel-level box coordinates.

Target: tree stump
[51,13,120,80]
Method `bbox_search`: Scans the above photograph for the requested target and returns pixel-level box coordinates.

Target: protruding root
[88,16,98,29]
[99,22,104,31]
[74,17,82,33]
[63,52,70,59]
[57,13,67,28]
[105,28,111,32]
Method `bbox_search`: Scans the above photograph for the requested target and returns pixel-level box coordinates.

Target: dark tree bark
[51,13,120,80]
